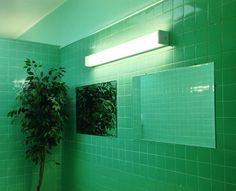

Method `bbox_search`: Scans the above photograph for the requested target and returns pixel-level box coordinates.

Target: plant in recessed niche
[8,59,68,191]
[76,81,117,136]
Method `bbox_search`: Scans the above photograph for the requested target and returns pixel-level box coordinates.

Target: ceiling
[18,0,160,47]
[0,0,65,39]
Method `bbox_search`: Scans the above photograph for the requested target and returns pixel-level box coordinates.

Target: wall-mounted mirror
[76,81,117,136]
[132,63,215,148]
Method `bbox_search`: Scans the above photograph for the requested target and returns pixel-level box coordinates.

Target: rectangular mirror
[76,81,117,137]
[132,63,215,148]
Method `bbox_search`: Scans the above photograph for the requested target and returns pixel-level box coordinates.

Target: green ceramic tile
[223,68,236,84]
[175,145,186,159]
[225,150,236,168]
[196,0,209,10]
[176,159,186,173]
[222,51,236,69]
[216,133,225,149]
[196,43,208,57]
[156,156,165,168]
[148,154,156,166]
[196,11,208,28]
[222,19,236,51]
[183,31,195,45]
[174,0,184,8]
[166,170,176,185]
[165,157,175,170]
[186,161,198,175]
[215,85,223,101]
[163,0,172,12]
[186,146,198,160]
[186,175,198,191]
[224,134,236,150]
[174,7,184,21]
[165,144,175,157]
[225,183,236,191]
[209,7,222,24]
[212,165,225,181]
[208,40,221,55]
[184,45,195,59]
[198,177,212,191]
[223,1,236,18]
[225,166,236,184]
[174,21,184,35]
[209,55,222,70]
[211,181,224,191]
[184,16,195,32]
[216,101,224,118]
[209,0,222,8]
[198,162,211,178]
[209,24,222,42]
[184,2,195,18]
[224,118,236,134]
[147,142,156,154]
[216,118,224,134]
[197,148,211,163]
[174,47,184,62]
[224,101,236,117]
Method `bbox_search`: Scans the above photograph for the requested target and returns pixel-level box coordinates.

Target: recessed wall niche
[132,63,215,148]
[76,81,117,136]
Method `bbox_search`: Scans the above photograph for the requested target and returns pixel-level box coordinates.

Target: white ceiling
[0,0,65,39]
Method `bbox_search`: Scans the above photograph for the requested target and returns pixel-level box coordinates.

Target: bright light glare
[13,79,25,88]
[190,85,210,93]
[85,31,168,67]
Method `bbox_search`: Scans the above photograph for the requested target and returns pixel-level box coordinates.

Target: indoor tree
[8,59,68,191]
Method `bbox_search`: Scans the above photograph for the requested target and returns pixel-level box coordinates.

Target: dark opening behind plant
[8,59,68,191]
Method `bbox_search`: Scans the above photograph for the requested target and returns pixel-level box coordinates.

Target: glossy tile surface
[60,0,236,191]
[0,39,61,191]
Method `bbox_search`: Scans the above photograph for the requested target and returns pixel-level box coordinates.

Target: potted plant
[8,59,68,191]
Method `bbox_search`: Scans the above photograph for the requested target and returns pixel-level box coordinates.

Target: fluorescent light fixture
[85,30,169,67]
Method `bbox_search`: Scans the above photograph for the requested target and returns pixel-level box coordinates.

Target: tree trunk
[37,150,46,191]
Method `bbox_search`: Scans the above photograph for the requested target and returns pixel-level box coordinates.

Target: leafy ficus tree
[8,59,68,191]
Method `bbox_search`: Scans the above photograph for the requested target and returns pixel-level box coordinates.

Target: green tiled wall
[0,39,61,191]
[133,63,215,148]
[61,0,236,191]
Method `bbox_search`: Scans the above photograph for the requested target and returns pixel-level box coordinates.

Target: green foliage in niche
[76,81,117,136]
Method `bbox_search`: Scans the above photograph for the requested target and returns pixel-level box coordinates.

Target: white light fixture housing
[85,30,169,67]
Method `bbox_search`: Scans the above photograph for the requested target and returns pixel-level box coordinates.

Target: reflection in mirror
[76,81,117,137]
